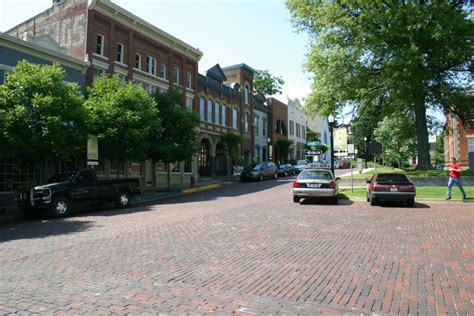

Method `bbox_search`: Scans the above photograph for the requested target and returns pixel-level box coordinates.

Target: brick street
[0,178,472,315]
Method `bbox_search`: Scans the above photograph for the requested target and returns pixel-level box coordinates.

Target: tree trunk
[166,163,171,191]
[414,98,432,169]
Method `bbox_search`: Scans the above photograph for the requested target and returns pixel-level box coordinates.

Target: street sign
[307,141,320,146]
[347,144,354,154]
[306,150,322,155]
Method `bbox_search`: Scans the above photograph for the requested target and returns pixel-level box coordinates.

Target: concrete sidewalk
[0,176,239,224]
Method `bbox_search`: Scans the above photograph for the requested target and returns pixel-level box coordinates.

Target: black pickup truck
[15,168,141,218]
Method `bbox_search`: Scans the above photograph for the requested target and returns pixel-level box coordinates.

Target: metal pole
[330,126,335,177]
[374,155,377,174]
[350,156,353,192]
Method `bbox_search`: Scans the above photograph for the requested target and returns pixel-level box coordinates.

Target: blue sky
[0,0,312,104]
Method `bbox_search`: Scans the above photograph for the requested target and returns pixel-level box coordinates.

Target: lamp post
[363,136,368,169]
[328,114,335,176]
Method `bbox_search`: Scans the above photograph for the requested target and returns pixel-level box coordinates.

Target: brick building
[266,97,289,162]
[7,0,202,187]
[444,113,474,169]
[196,64,243,177]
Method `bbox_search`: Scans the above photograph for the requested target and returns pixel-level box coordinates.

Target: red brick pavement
[0,180,472,315]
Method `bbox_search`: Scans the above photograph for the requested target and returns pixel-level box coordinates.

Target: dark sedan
[278,163,296,177]
[366,173,416,207]
[240,161,278,181]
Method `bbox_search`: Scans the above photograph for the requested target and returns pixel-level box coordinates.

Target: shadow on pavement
[0,219,95,242]
[375,201,431,208]
[299,197,354,206]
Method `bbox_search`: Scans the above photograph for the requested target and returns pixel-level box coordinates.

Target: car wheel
[369,195,377,206]
[284,171,288,177]
[50,197,71,218]
[273,172,277,179]
[259,174,264,181]
[293,196,300,203]
[406,198,415,207]
[116,191,130,208]
[366,193,370,202]
[332,197,338,204]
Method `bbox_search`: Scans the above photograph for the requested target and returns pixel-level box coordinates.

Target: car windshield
[279,165,287,170]
[245,163,262,171]
[299,170,332,180]
[376,174,410,183]
[46,172,75,184]
[296,160,306,166]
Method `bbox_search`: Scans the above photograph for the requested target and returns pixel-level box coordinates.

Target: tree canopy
[84,75,158,165]
[286,0,474,169]
[253,70,285,96]
[0,60,87,161]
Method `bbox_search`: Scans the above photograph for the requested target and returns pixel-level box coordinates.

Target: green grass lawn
[341,166,474,179]
[338,186,473,201]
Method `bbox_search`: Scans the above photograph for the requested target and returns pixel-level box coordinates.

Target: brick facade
[444,114,474,168]
[267,97,289,162]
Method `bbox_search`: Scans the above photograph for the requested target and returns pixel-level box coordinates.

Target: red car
[366,173,416,207]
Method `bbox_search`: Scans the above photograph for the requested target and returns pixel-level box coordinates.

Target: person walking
[446,157,467,200]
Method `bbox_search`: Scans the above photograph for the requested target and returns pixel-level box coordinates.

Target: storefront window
[128,161,142,177]
[109,162,125,176]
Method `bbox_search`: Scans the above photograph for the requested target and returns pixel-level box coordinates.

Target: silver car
[292,168,339,204]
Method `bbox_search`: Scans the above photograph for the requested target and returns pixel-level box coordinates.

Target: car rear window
[376,174,410,183]
[299,170,332,180]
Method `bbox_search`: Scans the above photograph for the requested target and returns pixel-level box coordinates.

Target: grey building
[253,93,270,162]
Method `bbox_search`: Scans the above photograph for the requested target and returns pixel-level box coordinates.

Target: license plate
[308,183,321,188]
[390,187,398,192]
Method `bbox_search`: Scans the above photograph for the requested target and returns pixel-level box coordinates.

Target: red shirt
[449,162,461,178]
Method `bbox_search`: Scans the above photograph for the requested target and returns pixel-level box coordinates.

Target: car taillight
[329,181,335,189]
[407,185,416,192]
[293,181,300,188]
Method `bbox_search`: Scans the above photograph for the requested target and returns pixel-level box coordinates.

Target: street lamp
[363,136,368,168]
[328,114,335,176]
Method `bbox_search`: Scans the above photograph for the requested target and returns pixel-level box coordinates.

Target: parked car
[15,168,141,218]
[240,161,278,181]
[435,163,445,170]
[366,173,416,207]
[292,168,339,204]
[278,163,296,177]
[294,160,307,173]
[334,160,349,169]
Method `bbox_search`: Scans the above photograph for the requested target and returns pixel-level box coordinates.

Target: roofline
[0,32,90,70]
[90,0,203,61]
[221,63,256,74]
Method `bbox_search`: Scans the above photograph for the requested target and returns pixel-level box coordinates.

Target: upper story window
[244,84,250,105]
[207,99,213,123]
[262,118,267,137]
[186,72,192,89]
[186,96,193,111]
[135,53,141,69]
[296,123,300,137]
[254,115,259,135]
[232,108,239,129]
[244,112,250,132]
[160,63,167,79]
[199,97,206,121]
[221,104,227,127]
[116,43,124,63]
[174,66,180,85]
[290,120,294,136]
[146,56,156,75]
[96,34,104,56]
[93,67,104,80]
[301,125,306,139]
[215,102,220,125]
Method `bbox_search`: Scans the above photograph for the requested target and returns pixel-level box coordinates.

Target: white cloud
[272,80,311,104]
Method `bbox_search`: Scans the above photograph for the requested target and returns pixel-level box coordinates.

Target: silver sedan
[292,168,339,204]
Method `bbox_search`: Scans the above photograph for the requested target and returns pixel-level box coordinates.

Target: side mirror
[366,180,371,184]
[336,177,341,181]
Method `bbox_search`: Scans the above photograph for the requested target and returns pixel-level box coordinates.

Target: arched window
[221,104,227,127]
[244,84,250,105]
[232,107,238,129]
[244,112,250,132]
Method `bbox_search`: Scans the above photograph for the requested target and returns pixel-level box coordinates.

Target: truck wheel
[116,191,130,208]
[50,197,71,218]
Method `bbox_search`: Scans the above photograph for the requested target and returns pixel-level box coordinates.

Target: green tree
[275,139,294,163]
[374,114,416,168]
[148,88,200,190]
[253,70,285,96]
[351,100,383,162]
[286,1,474,169]
[220,132,244,179]
[306,127,320,143]
[0,61,87,163]
[84,75,158,176]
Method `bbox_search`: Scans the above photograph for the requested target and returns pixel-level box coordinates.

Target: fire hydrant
[190,175,196,187]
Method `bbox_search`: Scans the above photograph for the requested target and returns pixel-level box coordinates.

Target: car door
[70,170,100,204]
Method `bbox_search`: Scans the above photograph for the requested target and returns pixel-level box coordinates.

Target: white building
[307,115,331,165]
[287,98,307,160]
[253,93,270,161]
